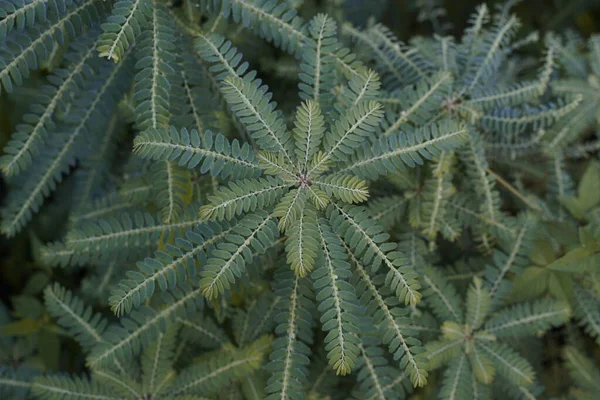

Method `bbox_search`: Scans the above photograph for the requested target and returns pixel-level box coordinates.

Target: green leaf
[578,161,600,211]
[548,247,599,273]
[0,318,41,336]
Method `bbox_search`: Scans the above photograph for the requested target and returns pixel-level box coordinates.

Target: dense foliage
[0,0,599,399]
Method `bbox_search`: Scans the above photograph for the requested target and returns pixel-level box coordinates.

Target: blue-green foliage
[0,0,598,399]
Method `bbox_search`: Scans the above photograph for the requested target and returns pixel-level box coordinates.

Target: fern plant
[0,0,599,399]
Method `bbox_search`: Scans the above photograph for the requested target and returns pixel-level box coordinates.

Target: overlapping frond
[0,0,107,94]
[97,0,151,61]
[198,177,288,221]
[213,0,305,55]
[31,375,120,400]
[152,161,192,223]
[298,14,338,108]
[485,214,537,305]
[0,30,101,176]
[66,206,203,263]
[339,120,468,180]
[87,283,204,368]
[133,0,177,131]
[292,100,325,171]
[0,49,134,237]
[221,75,293,160]
[134,127,261,179]
[265,268,314,399]
[348,241,429,387]
[420,266,463,323]
[573,286,600,344]
[381,71,453,136]
[484,299,570,337]
[141,326,177,394]
[329,204,422,306]
[476,341,534,386]
[312,218,361,375]
[109,220,232,316]
[199,211,278,299]
[165,335,271,397]
[44,283,108,353]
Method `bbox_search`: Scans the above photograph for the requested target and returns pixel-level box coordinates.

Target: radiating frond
[109,220,232,316]
[265,268,314,399]
[44,283,108,353]
[199,211,278,299]
[312,218,361,375]
[134,127,261,179]
[340,120,467,180]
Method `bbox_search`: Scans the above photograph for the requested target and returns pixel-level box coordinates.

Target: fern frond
[152,161,192,223]
[133,0,176,131]
[573,286,600,344]
[476,341,535,386]
[339,120,468,180]
[0,0,106,94]
[439,354,472,400]
[273,188,307,231]
[141,327,177,395]
[66,206,203,263]
[221,75,293,161]
[284,204,320,277]
[545,32,587,79]
[0,0,64,41]
[337,68,381,112]
[484,299,570,337]
[265,268,314,399]
[134,127,261,179]
[563,345,600,393]
[461,15,520,93]
[0,367,37,399]
[194,31,253,82]
[467,46,555,110]
[198,177,289,221]
[92,369,142,398]
[166,335,271,396]
[44,283,108,353]
[313,175,369,204]
[469,343,495,384]
[312,218,361,375]
[479,95,582,135]
[0,50,134,237]
[330,204,422,306]
[348,241,428,387]
[420,266,463,323]
[486,214,537,305]
[0,30,101,176]
[233,293,279,346]
[200,211,278,299]
[419,153,455,239]
[460,130,501,224]
[293,100,326,171]
[424,339,463,370]
[173,53,215,132]
[367,195,407,232]
[87,283,204,368]
[97,0,151,61]
[298,14,338,108]
[381,71,453,136]
[216,0,305,55]
[316,101,383,169]
[466,277,491,330]
[109,220,232,316]
[31,375,120,400]
[355,333,408,400]
[179,313,229,350]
